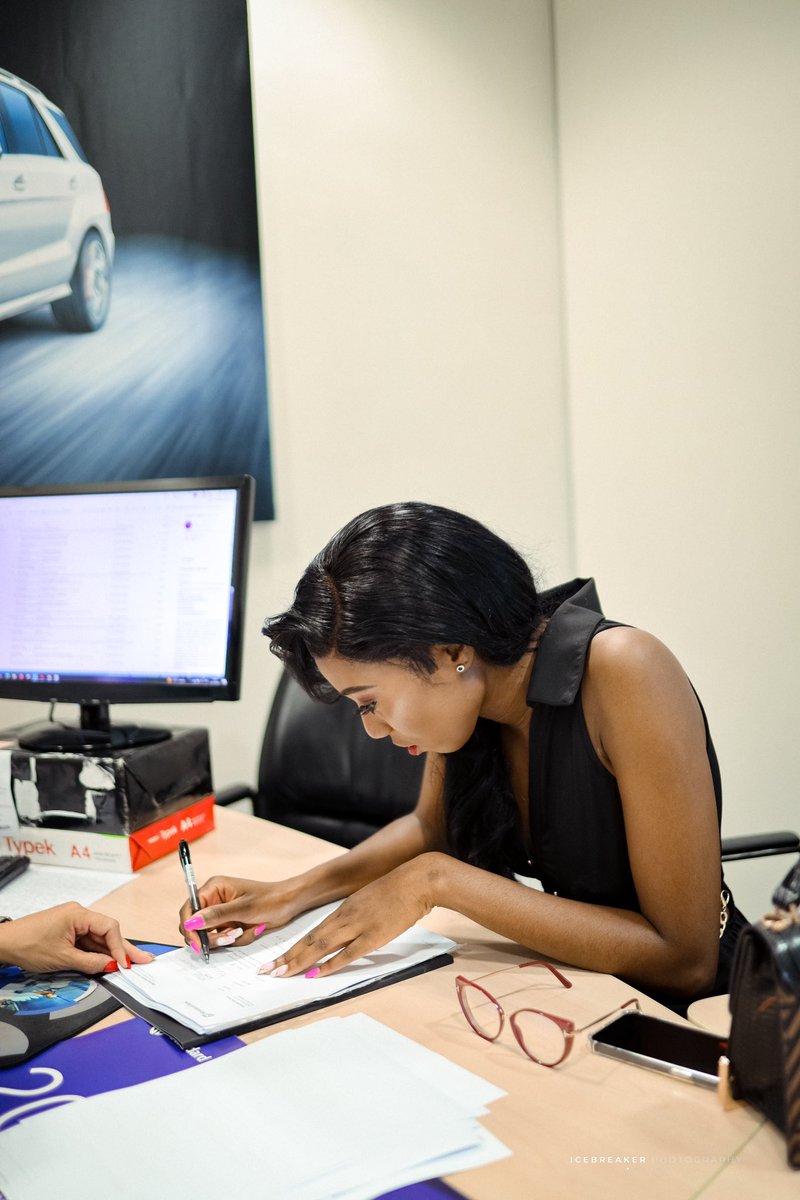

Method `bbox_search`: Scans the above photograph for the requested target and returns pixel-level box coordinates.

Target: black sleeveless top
[522,578,745,1006]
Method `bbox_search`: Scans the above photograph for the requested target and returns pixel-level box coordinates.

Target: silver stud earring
[456,664,466,674]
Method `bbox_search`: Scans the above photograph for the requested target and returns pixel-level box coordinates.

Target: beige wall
[555,0,800,915]
[2,0,797,918]
[239,0,570,798]
[1,0,569,792]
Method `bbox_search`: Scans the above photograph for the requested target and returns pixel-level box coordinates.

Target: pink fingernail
[270,964,288,977]
[189,941,201,954]
[253,923,267,937]
[305,967,320,979]
[184,915,204,931]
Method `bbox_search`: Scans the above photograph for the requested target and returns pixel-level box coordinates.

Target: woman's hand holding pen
[177,876,303,950]
[177,861,436,975]
[256,859,437,980]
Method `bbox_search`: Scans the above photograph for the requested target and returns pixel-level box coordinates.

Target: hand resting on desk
[0,902,154,974]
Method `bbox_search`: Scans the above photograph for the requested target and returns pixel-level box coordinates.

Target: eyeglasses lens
[513,1011,566,1065]
[460,983,502,1039]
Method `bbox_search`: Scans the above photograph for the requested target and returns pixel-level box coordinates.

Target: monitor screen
[0,476,254,749]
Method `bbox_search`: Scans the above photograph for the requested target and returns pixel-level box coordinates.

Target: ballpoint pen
[179,839,210,964]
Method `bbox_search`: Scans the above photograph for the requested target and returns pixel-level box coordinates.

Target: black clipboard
[99,951,453,1049]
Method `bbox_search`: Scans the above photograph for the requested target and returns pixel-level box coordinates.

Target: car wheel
[52,231,112,332]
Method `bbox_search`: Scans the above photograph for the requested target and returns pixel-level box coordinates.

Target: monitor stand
[17,701,173,753]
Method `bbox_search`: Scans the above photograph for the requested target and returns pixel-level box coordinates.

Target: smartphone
[589,1010,728,1089]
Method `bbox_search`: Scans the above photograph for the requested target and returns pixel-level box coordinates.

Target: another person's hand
[253,857,437,979]
[178,876,303,950]
[0,903,154,974]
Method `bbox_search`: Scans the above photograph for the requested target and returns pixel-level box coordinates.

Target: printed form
[107,901,456,1034]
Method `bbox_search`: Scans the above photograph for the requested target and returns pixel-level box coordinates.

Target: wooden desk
[96,807,794,1200]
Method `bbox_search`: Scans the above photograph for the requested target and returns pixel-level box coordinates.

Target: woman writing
[180,503,745,1007]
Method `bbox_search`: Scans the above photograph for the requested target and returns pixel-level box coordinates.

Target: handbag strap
[773,856,800,909]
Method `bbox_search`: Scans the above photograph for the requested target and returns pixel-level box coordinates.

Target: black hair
[263,502,542,875]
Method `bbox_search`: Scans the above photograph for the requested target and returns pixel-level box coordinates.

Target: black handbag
[728,858,800,1168]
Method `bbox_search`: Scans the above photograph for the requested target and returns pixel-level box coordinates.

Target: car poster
[0,0,273,519]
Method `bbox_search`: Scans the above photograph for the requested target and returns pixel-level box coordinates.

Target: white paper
[340,1011,506,1111]
[107,902,456,1033]
[338,1125,512,1200]
[0,1014,510,1200]
[0,862,135,919]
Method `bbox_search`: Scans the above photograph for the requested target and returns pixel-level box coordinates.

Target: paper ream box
[0,727,215,872]
[0,793,215,872]
[129,793,215,871]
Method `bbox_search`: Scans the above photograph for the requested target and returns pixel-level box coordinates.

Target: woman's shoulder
[585,624,697,711]
[590,623,675,668]
[583,623,705,759]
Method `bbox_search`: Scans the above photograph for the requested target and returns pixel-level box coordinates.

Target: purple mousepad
[380,1183,464,1199]
[0,1004,242,1132]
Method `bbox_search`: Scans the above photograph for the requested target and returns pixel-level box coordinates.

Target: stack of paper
[0,862,135,918]
[104,902,456,1037]
[0,1013,510,1200]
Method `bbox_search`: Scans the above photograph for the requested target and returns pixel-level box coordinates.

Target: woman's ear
[439,644,474,672]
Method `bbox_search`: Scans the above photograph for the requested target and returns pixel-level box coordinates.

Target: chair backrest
[254,671,425,847]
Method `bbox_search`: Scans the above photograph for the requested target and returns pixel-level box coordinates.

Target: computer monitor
[0,475,254,750]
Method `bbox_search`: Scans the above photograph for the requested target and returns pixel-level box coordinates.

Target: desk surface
[95,807,794,1200]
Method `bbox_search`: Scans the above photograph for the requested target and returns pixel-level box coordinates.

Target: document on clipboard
[101,902,455,1047]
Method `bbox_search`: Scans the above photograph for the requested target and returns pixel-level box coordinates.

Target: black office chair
[218,672,800,863]
[216,670,425,847]
[721,832,800,862]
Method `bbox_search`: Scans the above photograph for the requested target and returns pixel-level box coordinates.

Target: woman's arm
[264,629,722,996]
[0,903,154,974]
[178,754,447,944]
[297,749,448,902]
[578,625,722,991]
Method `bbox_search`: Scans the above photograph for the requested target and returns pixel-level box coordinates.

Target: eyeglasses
[455,960,641,1067]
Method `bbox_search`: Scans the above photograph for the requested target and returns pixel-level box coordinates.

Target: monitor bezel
[0,475,254,708]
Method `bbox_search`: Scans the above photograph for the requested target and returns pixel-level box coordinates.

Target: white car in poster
[0,68,114,332]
